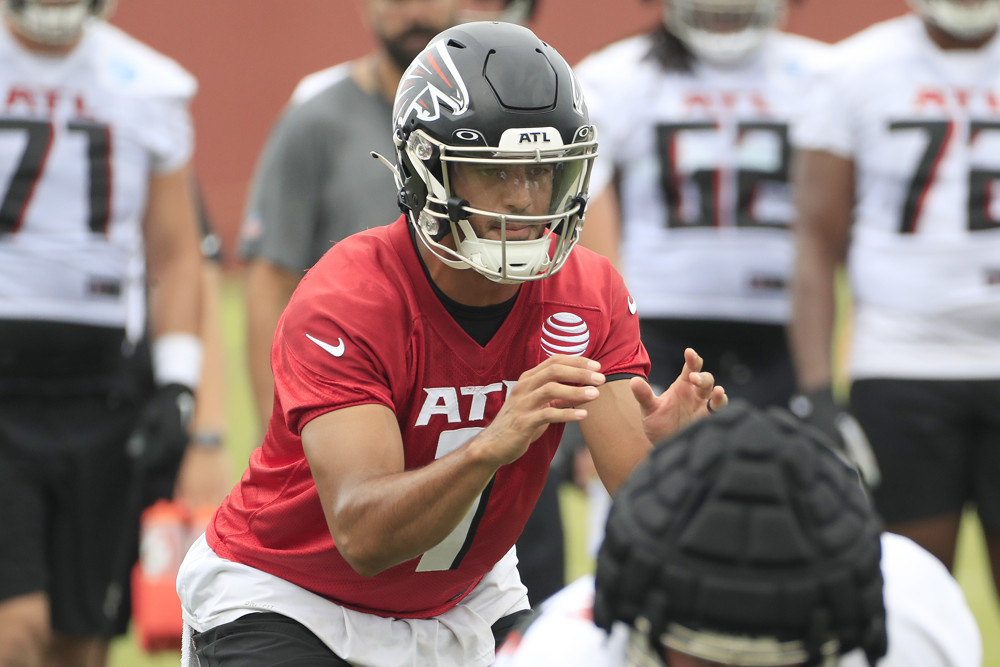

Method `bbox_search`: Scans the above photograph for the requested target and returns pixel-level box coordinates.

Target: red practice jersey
[208,216,648,618]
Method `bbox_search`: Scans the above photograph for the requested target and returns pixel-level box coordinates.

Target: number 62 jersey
[0,18,195,339]
[575,31,829,324]
[793,14,1000,380]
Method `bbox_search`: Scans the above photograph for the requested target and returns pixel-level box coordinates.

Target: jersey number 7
[415,427,495,572]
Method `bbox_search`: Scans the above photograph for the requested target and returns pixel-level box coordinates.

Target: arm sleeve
[789,58,855,159]
[141,94,195,173]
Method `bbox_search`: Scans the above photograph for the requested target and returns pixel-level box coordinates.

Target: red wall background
[111,0,908,262]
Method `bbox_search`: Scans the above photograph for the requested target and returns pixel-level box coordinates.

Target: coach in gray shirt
[239,1,461,426]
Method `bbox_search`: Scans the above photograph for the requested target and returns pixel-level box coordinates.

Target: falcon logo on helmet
[395,39,471,127]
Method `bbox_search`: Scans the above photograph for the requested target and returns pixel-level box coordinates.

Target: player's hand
[629,347,727,444]
[789,387,881,487]
[473,355,605,468]
[127,383,196,472]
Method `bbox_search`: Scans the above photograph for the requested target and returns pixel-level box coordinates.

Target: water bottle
[131,499,187,652]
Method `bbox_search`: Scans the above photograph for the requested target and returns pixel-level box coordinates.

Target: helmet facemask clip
[446,196,471,223]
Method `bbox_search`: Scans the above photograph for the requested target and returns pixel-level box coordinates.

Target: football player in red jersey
[178,21,726,667]
[241,0,566,611]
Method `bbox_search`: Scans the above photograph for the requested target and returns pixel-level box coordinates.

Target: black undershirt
[409,224,518,347]
[408,224,641,385]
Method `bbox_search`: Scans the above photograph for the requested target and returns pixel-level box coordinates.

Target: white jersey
[576,31,828,323]
[0,18,195,338]
[793,14,1000,379]
[494,534,982,667]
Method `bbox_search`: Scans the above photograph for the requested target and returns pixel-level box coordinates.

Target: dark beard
[380,27,441,71]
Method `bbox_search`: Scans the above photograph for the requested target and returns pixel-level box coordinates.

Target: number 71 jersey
[0,19,195,333]
[793,14,1000,379]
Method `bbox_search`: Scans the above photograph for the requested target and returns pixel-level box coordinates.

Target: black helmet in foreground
[594,401,888,667]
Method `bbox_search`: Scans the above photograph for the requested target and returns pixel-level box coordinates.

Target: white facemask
[909,0,1000,40]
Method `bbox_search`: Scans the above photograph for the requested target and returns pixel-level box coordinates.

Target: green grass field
[109,276,1000,666]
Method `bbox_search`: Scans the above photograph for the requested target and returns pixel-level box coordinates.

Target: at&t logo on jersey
[540,311,590,357]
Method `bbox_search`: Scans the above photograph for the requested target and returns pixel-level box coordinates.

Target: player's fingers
[536,354,601,372]
[681,347,704,374]
[629,376,657,412]
[518,358,605,393]
[707,386,728,413]
[549,394,597,409]
[687,370,716,395]
[509,398,590,442]
[538,381,600,408]
[537,405,589,424]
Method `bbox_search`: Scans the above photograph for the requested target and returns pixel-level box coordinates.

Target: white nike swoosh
[306,334,345,357]
[627,296,637,315]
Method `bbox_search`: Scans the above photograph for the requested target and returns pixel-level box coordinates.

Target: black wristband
[788,387,836,421]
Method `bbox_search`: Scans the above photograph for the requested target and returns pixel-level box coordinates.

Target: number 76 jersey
[0,19,195,333]
[793,14,1000,379]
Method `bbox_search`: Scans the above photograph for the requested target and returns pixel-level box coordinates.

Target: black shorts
[850,378,1000,532]
[640,318,796,407]
[191,609,534,665]
[0,390,171,637]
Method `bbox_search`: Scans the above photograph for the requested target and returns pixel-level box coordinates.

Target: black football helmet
[3,0,115,46]
[390,21,597,283]
[594,402,887,667]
